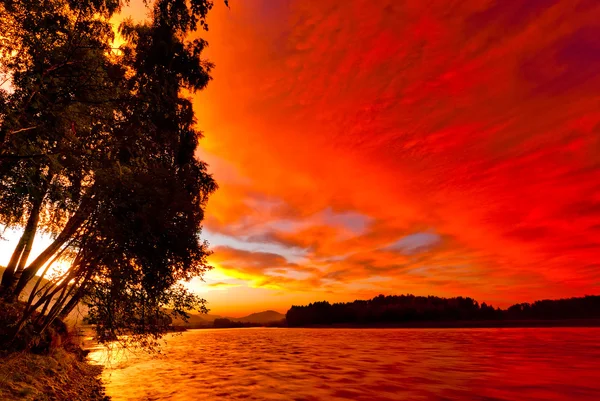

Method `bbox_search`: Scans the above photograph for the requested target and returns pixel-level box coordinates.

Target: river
[89,327,600,400]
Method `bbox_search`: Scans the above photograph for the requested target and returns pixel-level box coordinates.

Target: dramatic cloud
[84,0,600,315]
[180,0,600,314]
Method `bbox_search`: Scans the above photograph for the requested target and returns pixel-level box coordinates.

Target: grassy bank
[0,348,109,401]
[0,296,110,401]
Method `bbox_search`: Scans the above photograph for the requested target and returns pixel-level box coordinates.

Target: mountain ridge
[225,310,285,324]
[173,309,286,327]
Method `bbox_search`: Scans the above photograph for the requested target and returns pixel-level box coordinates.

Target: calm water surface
[89,327,600,400]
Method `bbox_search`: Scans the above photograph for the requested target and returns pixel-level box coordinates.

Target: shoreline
[0,348,109,401]
[174,318,600,330]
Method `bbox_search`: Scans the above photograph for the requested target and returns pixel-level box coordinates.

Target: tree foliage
[0,0,220,351]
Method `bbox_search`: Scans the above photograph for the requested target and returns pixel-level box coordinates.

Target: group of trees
[0,0,222,350]
[505,296,600,320]
[285,294,600,326]
[286,295,499,326]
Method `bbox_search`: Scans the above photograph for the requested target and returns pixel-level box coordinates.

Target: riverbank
[0,348,109,401]
[174,318,600,330]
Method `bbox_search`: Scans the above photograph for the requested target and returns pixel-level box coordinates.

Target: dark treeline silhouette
[505,297,600,320]
[286,294,600,327]
[212,318,261,328]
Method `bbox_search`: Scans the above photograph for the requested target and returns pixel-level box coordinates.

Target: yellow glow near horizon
[4,0,600,318]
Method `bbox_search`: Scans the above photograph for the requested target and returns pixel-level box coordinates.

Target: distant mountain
[194,313,222,322]
[171,310,285,328]
[227,310,285,324]
[171,312,222,327]
[173,310,285,328]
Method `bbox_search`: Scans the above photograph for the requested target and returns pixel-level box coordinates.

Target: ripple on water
[89,327,600,401]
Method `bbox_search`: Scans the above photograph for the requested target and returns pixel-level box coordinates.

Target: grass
[0,347,109,401]
[0,270,109,400]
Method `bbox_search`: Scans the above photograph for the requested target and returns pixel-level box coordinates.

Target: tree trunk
[58,266,94,320]
[0,241,25,291]
[37,267,94,337]
[11,191,95,300]
[13,203,41,271]
[37,284,72,332]
[0,195,43,298]
[58,288,86,321]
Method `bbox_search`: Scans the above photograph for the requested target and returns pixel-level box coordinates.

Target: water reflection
[89,327,600,400]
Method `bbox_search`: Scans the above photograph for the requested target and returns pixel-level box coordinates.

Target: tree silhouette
[286,294,600,326]
[0,0,221,350]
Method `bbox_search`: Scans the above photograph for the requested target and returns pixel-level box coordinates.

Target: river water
[89,327,600,400]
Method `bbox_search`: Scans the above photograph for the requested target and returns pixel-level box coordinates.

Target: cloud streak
[178,0,600,313]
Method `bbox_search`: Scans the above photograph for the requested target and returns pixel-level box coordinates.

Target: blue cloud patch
[385,232,441,254]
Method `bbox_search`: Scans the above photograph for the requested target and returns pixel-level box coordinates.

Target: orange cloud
[123,0,600,314]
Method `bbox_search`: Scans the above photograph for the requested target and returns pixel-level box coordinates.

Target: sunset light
[2,1,600,400]
[189,0,600,315]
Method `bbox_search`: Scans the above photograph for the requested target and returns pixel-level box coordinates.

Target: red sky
[3,0,600,316]
[182,0,600,315]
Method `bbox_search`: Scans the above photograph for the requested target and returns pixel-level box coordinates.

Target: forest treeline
[285,294,600,326]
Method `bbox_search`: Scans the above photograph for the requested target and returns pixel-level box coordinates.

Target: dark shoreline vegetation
[285,294,600,327]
